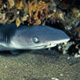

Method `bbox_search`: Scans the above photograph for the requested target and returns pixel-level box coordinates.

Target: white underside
[9,38,70,50]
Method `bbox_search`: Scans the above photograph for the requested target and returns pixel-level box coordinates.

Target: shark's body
[0,23,70,53]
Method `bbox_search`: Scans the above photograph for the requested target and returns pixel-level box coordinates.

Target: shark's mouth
[30,43,56,49]
[30,38,70,49]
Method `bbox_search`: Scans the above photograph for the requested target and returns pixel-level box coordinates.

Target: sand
[0,49,80,80]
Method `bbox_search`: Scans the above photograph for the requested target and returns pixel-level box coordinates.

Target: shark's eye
[33,37,39,43]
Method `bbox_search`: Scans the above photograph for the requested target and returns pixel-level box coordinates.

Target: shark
[0,23,70,54]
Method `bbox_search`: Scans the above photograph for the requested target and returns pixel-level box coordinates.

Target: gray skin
[0,23,70,54]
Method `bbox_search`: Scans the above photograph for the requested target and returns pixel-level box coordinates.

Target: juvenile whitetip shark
[0,23,70,54]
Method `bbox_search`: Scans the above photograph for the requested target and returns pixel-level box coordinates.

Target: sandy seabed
[0,49,80,80]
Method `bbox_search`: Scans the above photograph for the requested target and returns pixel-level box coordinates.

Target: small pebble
[51,77,59,80]
[60,73,64,76]
[74,54,80,58]
[5,66,8,68]
[78,50,80,54]
[3,4,7,8]
[17,10,20,14]
[27,15,29,17]
[67,57,70,59]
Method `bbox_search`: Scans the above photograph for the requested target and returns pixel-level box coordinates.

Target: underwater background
[0,0,80,80]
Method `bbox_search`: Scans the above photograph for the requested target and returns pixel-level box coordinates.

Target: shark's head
[10,25,70,50]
